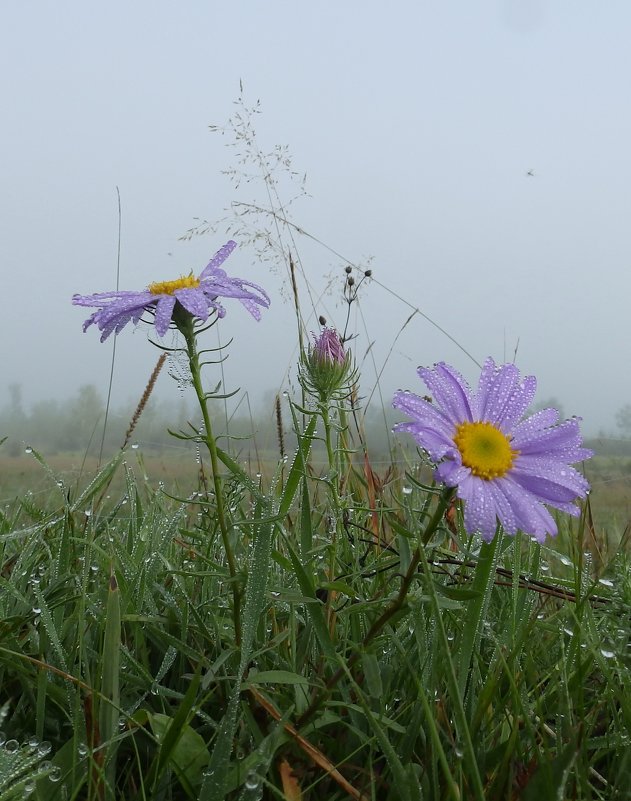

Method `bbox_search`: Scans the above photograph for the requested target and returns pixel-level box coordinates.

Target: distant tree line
[0,383,400,461]
[0,383,195,458]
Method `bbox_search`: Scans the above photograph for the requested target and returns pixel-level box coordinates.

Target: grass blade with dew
[456,531,502,704]
[417,544,486,801]
[199,499,274,801]
[98,567,121,800]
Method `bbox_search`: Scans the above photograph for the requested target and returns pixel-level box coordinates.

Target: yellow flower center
[148,274,200,295]
[453,421,518,480]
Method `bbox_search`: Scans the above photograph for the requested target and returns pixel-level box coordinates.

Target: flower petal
[199,240,238,279]
[457,475,498,541]
[175,287,212,321]
[154,295,177,336]
[419,363,475,425]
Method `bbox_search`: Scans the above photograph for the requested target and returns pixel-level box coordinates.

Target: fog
[2,1,631,441]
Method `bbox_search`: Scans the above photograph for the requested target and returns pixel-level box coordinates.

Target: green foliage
[0,416,630,801]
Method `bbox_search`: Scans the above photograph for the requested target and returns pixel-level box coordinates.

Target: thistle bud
[300,328,354,401]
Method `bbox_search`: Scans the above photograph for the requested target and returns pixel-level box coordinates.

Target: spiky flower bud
[300,328,354,401]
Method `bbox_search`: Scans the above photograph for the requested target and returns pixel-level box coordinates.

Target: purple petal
[457,476,498,541]
[418,363,474,425]
[435,459,470,487]
[475,360,536,431]
[513,418,593,461]
[199,240,238,278]
[154,295,177,336]
[393,422,456,461]
[512,408,560,439]
[495,478,558,541]
[497,375,537,432]
[175,287,212,321]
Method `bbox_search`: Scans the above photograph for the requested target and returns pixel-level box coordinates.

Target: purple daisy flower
[72,241,270,341]
[393,358,593,542]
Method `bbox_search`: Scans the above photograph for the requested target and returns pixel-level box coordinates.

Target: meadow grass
[0,415,630,800]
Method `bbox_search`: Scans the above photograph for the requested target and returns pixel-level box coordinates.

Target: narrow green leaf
[278,415,317,519]
[242,670,311,687]
[362,652,383,699]
[456,532,501,700]
[99,568,121,800]
[149,712,210,790]
[199,505,274,801]
[70,450,123,512]
[283,538,338,662]
[434,582,482,601]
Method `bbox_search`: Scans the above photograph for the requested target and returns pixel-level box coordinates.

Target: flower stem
[179,315,242,645]
[319,398,343,609]
[297,485,455,728]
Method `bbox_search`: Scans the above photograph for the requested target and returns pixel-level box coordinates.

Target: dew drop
[600,648,615,659]
[4,739,19,753]
[245,771,261,790]
[37,741,52,757]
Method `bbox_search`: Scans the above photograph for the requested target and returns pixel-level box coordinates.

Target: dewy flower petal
[72,240,270,341]
[393,357,593,542]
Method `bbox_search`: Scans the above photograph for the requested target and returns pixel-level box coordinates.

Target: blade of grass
[417,544,486,801]
[99,568,121,801]
[199,500,273,801]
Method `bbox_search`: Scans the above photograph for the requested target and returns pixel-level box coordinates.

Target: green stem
[297,485,455,729]
[179,314,242,645]
[319,398,343,598]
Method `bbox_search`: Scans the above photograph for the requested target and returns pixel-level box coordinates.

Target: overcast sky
[2,1,630,435]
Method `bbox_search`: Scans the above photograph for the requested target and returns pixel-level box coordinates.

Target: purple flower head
[300,327,353,400]
[312,327,346,366]
[72,241,270,342]
[393,358,593,543]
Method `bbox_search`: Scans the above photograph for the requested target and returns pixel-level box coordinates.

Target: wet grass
[0,436,630,800]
